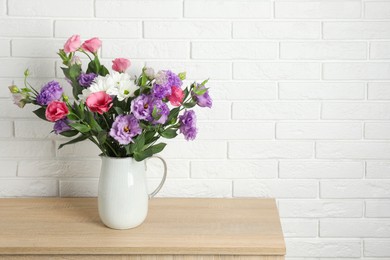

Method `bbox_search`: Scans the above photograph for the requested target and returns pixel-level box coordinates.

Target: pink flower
[168,86,184,106]
[81,37,102,53]
[63,35,81,53]
[86,91,113,114]
[45,101,69,122]
[112,58,131,73]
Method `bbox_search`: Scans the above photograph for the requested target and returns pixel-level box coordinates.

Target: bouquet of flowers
[9,35,212,161]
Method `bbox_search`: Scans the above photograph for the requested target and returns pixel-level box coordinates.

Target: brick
[12,39,64,58]
[145,61,231,80]
[280,42,366,60]
[366,200,390,217]
[365,122,390,140]
[0,141,53,158]
[321,180,390,198]
[0,39,9,56]
[365,1,390,19]
[0,59,55,78]
[229,141,313,159]
[102,40,188,59]
[197,122,274,140]
[279,161,363,179]
[0,0,4,16]
[233,21,320,39]
[18,160,100,178]
[285,239,361,258]
[191,41,277,60]
[323,62,390,80]
[8,0,93,17]
[0,179,58,197]
[146,159,189,178]
[317,142,390,159]
[321,219,390,237]
[184,0,271,18]
[233,180,318,198]
[193,101,231,120]
[60,179,98,197]
[368,82,390,100]
[366,161,390,179]
[0,100,36,119]
[322,102,390,120]
[0,19,52,37]
[279,82,365,100]
[234,62,320,80]
[15,120,55,139]
[56,140,101,158]
[233,102,320,120]
[0,120,13,138]
[55,20,140,38]
[191,160,277,179]
[210,81,277,100]
[161,140,226,159]
[277,122,362,140]
[144,21,231,39]
[149,179,232,198]
[0,161,17,177]
[278,200,363,218]
[323,22,390,39]
[275,1,361,19]
[96,0,182,18]
[370,41,390,59]
[364,240,390,257]
[281,219,318,237]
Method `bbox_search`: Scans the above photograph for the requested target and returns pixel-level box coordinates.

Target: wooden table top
[0,198,285,256]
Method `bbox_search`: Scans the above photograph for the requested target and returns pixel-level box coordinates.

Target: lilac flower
[179,110,197,141]
[78,73,97,88]
[192,85,212,108]
[36,81,63,106]
[152,70,182,99]
[152,83,171,99]
[53,118,71,134]
[109,114,142,145]
[131,94,153,121]
[151,99,170,124]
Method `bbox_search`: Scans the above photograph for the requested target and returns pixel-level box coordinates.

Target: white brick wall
[0,0,389,258]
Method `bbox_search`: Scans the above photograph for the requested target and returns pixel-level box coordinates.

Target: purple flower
[77,73,97,88]
[53,118,71,134]
[109,115,142,145]
[152,70,182,99]
[179,110,197,141]
[36,81,63,105]
[152,83,171,99]
[192,85,212,108]
[131,94,153,121]
[151,99,170,124]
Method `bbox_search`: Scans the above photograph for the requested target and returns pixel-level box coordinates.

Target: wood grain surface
[0,198,285,257]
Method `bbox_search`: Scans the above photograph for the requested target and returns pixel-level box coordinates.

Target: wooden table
[0,198,285,260]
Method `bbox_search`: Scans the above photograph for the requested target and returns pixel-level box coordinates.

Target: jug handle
[146,156,167,199]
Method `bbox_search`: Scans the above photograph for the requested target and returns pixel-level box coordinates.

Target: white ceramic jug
[98,156,167,229]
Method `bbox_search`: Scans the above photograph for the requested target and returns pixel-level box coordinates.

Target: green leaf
[59,130,79,137]
[97,131,107,144]
[58,134,90,149]
[134,149,153,162]
[85,111,102,132]
[133,134,145,153]
[32,107,48,121]
[67,113,79,121]
[69,123,91,133]
[100,65,110,76]
[113,106,124,115]
[160,129,177,139]
[193,87,208,96]
[166,107,180,125]
[149,143,167,154]
[141,74,148,86]
[200,78,209,86]
[183,101,197,108]
[69,64,81,80]
[151,106,162,121]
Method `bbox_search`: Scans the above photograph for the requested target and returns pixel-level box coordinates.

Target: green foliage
[58,134,90,150]
[32,107,48,121]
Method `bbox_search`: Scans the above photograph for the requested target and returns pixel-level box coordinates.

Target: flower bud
[24,69,30,77]
[70,55,82,66]
[8,85,19,94]
[143,67,155,79]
